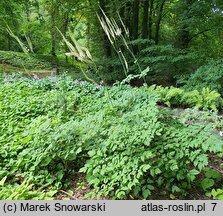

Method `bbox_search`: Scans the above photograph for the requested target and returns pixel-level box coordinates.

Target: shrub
[138,45,200,85]
[156,86,184,107]
[181,90,202,107]
[79,86,223,199]
[184,59,223,95]
[148,85,223,111]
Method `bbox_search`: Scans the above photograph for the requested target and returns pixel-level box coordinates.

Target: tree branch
[189,29,211,42]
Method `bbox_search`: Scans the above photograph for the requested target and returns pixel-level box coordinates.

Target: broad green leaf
[0,176,7,187]
[201,178,215,190]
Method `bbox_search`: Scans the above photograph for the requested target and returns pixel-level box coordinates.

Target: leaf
[147,185,155,190]
[88,150,96,157]
[142,189,151,199]
[56,171,64,181]
[172,185,181,193]
[0,176,7,187]
[187,169,200,182]
[201,178,215,190]
[141,164,151,172]
[116,191,126,199]
[211,189,223,200]
[170,194,176,200]
[154,168,162,175]
[144,151,153,159]
[46,190,58,197]
[205,169,221,180]
[189,170,200,175]
[133,186,140,197]
[215,194,223,200]
[41,157,51,166]
[76,147,82,154]
[157,177,163,186]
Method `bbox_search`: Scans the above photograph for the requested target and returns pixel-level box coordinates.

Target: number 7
[211,203,217,211]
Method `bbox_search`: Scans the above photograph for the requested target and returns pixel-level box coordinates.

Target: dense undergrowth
[183,59,223,95]
[0,74,223,200]
[148,85,222,111]
[0,51,78,73]
[0,51,52,69]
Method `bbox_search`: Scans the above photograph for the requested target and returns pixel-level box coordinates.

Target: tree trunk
[132,0,139,40]
[177,0,193,48]
[132,0,139,52]
[179,26,190,48]
[50,0,59,74]
[51,33,56,57]
[148,0,154,41]
[125,0,132,37]
[155,0,166,45]
[119,0,125,20]
[142,0,149,39]
[63,12,69,63]
[50,3,57,57]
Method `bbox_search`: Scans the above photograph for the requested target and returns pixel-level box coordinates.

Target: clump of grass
[97,8,148,83]
[57,27,98,85]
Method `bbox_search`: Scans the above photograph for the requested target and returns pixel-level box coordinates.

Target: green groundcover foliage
[0,75,223,199]
[0,51,53,69]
